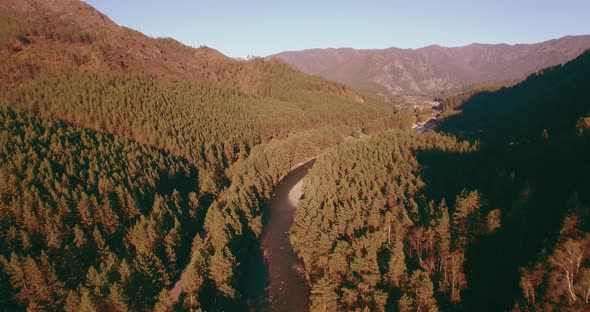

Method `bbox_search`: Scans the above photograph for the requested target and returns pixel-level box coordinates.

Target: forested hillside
[438,51,590,142]
[290,50,590,311]
[0,71,403,181]
[0,108,202,310]
[2,1,589,311]
[437,50,590,311]
[291,131,486,311]
[0,0,364,105]
[0,1,411,310]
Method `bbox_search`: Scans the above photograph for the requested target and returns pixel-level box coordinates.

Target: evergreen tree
[309,277,338,312]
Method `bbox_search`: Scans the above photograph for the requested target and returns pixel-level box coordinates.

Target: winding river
[246,160,314,311]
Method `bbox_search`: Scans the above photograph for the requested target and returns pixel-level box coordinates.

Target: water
[245,160,314,312]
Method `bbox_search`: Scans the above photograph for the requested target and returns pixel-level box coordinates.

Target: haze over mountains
[270,36,590,97]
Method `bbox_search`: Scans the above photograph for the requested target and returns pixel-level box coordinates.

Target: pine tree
[452,190,483,249]
[398,293,414,312]
[39,251,65,307]
[79,287,98,312]
[180,249,206,309]
[435,201,451,273]
[64,290,81,312]
[486,208,502,234]
[73,224,87,248]
[309,276,339,312]
[163,218,181,273]
[92,227,109,259]
[208,249,236,298]
[130,247,171,309]
[387,240,407,287]
[408,269,438,312]
[106,283,129,312]
[153,288,173,312]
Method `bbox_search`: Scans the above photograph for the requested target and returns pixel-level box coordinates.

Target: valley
[406,96,441,133]
[246,160,315,312]
[0,1,589,312]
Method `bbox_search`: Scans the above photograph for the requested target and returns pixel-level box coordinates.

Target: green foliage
[437,51,590,310]
[438,51,590,142]
[200,127,359,308]
[406,269,438,312]
[0,108,203,310]
[290,131,481,310]
[0,42,407,310]
[309,276,339,312]
[1,5,587,310]
[0,70,409,185]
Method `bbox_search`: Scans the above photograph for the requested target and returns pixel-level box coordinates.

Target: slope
[0,0,406,179]
[0,0,365,104]
[438,50,590,141]
[435,50,590,311]
[270,36,590,97]
[283,49,590,312]
[0,107,204,311]
[0,1,412,311]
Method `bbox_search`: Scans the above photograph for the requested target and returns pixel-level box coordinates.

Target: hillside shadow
[414,139,581,311]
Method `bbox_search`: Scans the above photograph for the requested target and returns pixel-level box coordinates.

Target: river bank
[244,160,314,311]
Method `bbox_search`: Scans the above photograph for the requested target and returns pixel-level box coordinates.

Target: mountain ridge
[0,0,117,29]
[269,35,590,97]
[0,0,365,102]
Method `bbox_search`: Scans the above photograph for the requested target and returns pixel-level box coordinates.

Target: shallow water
[245,160,313,311]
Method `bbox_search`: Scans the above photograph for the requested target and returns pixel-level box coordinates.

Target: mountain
[0,1,410,311]
[286,50,590,312]
[0,0,231,84]
[269,36,590,97]
[1,0,116,29]
[435,50,590,311]
[0,0,365,102]
[3,1,589,311]
[438,50,590,141]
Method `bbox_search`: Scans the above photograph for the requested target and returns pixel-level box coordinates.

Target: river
[245,160,314,311]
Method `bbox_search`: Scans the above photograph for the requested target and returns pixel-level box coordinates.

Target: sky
[84,0,590,58]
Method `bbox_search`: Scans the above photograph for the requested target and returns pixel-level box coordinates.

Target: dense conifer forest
[1,1,589,311]
[291,131,485,311]
[289,51,590,311]
[0,108,202,310]
[0,3,411,310]
[437,50,590,312]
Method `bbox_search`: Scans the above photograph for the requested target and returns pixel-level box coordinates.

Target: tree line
[0,70,410,310]
[290,131,499,311]
[177,126,363,311]
[0,70,409,191]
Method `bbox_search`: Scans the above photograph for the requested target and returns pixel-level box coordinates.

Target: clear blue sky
[84,0,590,58]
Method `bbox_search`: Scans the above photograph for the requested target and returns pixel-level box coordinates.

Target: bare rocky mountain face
[1,0,116,29]
[269,36,590,97]
[0,0,235,83]
[0,0,365,102]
